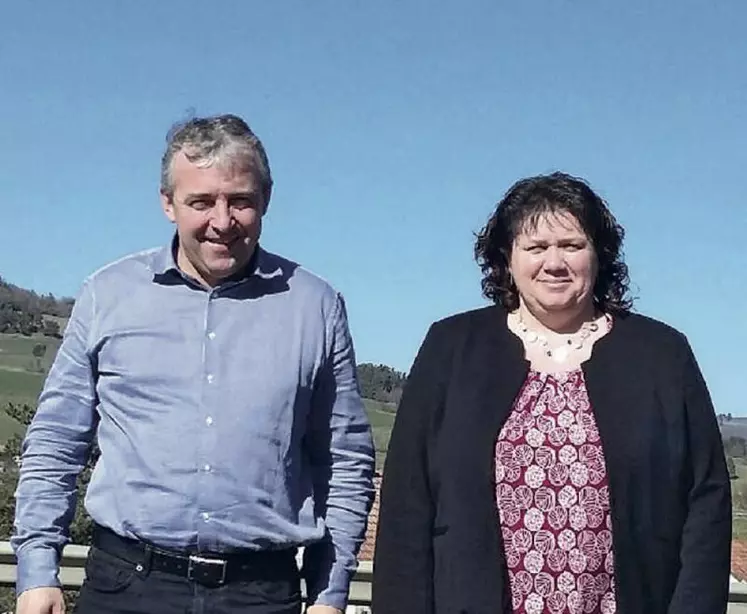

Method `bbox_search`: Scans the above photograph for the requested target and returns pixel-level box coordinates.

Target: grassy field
[731,459,747,540]
[0,333,60,444]
[0,334,61,372]
[733,516,747,540]
[0,406,24,443]
[0,369,40,444]
[0,369,44,406]
[363,399,396,471]
[0,333,60,405]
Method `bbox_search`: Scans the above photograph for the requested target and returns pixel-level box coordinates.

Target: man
[12,114,375,614]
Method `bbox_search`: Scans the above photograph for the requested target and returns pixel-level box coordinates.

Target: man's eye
[230,198,254,210]
[189,200,211,210]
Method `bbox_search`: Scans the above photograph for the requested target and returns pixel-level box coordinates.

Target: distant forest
[357,363,406,404]
[0,277,73,337]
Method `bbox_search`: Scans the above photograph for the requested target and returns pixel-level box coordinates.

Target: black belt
[92,524,297,587]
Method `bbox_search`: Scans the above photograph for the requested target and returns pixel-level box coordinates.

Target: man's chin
[206,257,251,280]
[200,245,254,276]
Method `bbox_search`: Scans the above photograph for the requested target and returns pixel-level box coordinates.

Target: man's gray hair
[160,114,273,205]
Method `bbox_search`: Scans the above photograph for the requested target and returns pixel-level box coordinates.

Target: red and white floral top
[495,369,617,614]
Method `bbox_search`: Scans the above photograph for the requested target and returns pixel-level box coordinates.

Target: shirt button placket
[198,290,219,544]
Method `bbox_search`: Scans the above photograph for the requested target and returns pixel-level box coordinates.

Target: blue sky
[1,1,745,415]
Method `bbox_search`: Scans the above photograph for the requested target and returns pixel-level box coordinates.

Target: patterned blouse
[495,369,617,614]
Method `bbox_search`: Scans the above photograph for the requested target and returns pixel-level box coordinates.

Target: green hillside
[363,399,396,471]
[0,334,54,412]
[0,334,57,443]
[0,334,61,372]
[0,369,44,406]
[0,407,24,444]
[0,325,400,466]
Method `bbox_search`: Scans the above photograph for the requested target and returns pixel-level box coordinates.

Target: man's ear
[160,191,176,223]
[262,189,272,216]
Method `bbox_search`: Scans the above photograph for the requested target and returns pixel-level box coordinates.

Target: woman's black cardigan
[372,306,731,614]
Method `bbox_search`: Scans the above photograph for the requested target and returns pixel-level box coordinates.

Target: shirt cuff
[309,578,352,611]
[15,547,61,596]
[305,553,356,611]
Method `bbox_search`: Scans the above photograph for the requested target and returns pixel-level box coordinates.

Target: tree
[0,278,72,335]
[725,436,747,459]
[0,402,97,610]
[727,455,738,480]
[733,480,747,512]
[31,343,48,372]
[357,363,406,404]
[42,319,61,338]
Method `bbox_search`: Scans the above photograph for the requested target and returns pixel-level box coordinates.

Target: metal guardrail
[0,542,88,589]
[0,541,372,607]
[3,541,747,612]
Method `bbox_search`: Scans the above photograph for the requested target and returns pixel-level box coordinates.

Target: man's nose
[211,200,233,232]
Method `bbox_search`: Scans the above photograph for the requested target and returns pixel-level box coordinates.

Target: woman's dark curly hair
[474,171,633,315]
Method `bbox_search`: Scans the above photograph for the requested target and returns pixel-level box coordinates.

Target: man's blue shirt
[12,243,375,610]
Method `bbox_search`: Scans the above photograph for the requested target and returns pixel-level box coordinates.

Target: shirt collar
[152,234,274,288]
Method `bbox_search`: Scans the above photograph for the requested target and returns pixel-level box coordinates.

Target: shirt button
[203,464,211,472]
[205,416,213,426]
[208,332,216,340]
[206,374,214,383]
[202,512,210,521]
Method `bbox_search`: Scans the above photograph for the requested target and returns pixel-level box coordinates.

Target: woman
[372,172,731,614]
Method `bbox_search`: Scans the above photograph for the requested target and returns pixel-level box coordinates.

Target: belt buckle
[187,555,228,587]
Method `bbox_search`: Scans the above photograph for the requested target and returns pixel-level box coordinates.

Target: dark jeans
[74,546,303,614]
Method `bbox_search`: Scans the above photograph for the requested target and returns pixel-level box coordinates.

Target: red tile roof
[359,475,381,562]
[732,540,747,582]
[359,482,747,582]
